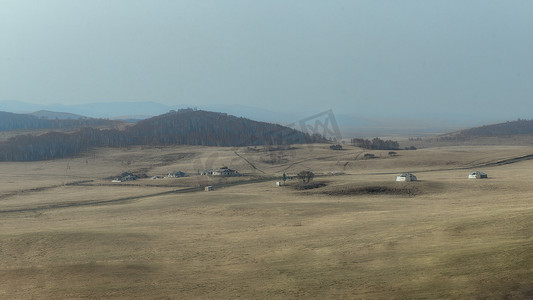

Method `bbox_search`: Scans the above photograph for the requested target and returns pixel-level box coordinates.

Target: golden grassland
[1,144,533,299]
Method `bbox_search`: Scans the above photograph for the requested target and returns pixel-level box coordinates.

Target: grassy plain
[1,144,533,299]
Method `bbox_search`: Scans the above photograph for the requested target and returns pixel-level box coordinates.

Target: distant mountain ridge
[29,110,87,120]
[0,109,325,161]
[0,100,177,119]
[0,100,474,136]
[0,111,120,132]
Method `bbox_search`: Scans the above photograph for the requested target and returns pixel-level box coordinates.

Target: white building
[396,173,417,182]
[468,171,488,179]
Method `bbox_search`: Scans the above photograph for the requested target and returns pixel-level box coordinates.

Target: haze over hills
[0,100,496,137]
[0,100,171,121]
[3,104,532,163]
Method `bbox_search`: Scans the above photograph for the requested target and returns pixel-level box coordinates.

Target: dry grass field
[1,144,533,299]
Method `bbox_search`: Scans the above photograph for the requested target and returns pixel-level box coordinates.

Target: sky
[1,0,533,122]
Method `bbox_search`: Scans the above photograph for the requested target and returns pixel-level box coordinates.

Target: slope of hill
[455,119,533,137]
[403,119,533,148]
[0,109,325,161]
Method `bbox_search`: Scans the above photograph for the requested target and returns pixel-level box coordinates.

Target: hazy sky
[1,1,532,120]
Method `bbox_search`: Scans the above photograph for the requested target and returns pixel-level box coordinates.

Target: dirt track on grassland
[0,177,275,214]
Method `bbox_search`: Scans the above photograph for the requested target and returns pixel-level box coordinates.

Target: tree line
[350,137,400,150]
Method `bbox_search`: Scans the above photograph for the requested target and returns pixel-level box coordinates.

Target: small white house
[205,186,214,191]
[468,171,488,179]
[396,173,417,182]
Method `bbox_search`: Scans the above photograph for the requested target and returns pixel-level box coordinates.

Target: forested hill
[0,109,325,161]
[0,111,120,131]
[454,119,533,137]
[126,109,320,146]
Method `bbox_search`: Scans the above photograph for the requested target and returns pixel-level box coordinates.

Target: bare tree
[297,170,315,183]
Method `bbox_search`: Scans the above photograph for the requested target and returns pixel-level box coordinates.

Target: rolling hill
[406,119,533,147]
[0,109,325,161]
[453,119,533,137]
[435,119,533,142]
[126,109,321,146]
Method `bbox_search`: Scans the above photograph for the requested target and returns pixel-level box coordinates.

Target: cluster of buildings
[113,166,240,183]
[157,167,240,179]
[200,166,239,177]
